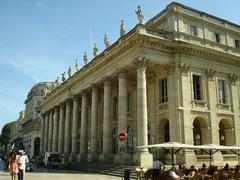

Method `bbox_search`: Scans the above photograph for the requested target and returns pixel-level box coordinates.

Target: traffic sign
[118,132,127,141]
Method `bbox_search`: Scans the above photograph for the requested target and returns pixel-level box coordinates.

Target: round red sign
[118,132,127,141]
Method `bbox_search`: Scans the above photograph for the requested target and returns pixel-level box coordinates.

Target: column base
[114,153,131,165]
[133,151,153,168]
[87,153,98,163]
[180,150,196,166]
[211,151,224,166]
[99,153,113,163]
[77,153,87,162]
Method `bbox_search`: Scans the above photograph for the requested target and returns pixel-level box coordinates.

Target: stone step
[71,162,138,179]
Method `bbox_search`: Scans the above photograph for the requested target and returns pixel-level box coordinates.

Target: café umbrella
[137,142,196,166]
[195,144,240,165]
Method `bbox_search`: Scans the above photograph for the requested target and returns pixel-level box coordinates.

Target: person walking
[18,150,29,180]
[8,152,19,180]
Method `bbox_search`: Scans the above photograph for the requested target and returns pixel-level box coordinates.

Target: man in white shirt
[18,150,29,180]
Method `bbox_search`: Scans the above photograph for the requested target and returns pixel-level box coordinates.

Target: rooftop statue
[75,59,79,71]
[62,72,66,82]
[120,20,125,37]
[93,43,99,57]
[55,76,59,86]
[135,5,145,24]
[83,52,88,65]
[104,34,110,48]
[68,66,72,78]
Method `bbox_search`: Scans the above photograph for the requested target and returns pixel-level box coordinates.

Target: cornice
[42,28,240,109]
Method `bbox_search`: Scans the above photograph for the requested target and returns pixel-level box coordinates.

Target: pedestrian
[18,150,29,180]
[59,154,65,169]
[152,158,165,180]
[8,152,19,180]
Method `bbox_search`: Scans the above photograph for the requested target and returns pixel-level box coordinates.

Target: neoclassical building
[40,2,240,166]
[22,82,52,158]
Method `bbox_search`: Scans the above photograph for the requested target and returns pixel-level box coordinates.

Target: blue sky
[0,0,239,131]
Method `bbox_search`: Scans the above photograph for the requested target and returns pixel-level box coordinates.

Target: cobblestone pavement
[0,170,120,180]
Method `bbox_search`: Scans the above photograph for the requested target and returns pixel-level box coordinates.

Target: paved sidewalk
[0,170,120,180]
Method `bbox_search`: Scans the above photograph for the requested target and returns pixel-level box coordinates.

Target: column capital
[206,68,216,79]
[134,56,149,69]
[90,83,98,90]
[114,68,127,79]
[179,62,190,75]
[80,89,88,96]
[229,73,238,84]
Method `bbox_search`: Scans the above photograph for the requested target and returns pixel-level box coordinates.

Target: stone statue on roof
[104,34,110,48]
[62,72,66,82]
[68,66,72,78]
[93,43,99,57]
[135,5,145,24]
[83,52,88,65]
[55,76,59,86]
[120,20,125,37]
[75,59,79,71]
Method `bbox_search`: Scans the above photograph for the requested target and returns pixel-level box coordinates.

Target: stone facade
[40,2,240,167]
[22,82,52,158]
[9,111,25,150]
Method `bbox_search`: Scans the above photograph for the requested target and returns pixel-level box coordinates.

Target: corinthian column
[58,103,65,154]
[71,95,79,156]
[118,70,127,150]
[135,57,152,167]
[40,114,45,153]
[100,78,112,163]
[48,110,53,152]
[64,100,71,154]
[44,112,49,152]
[80,92,88,161]
[88,85,98,162]
[113,70,128,164]
[52,106,59,152]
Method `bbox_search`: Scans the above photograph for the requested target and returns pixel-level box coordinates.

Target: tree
[0,123,11,150]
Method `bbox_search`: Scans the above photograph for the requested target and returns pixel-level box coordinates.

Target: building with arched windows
[40,2,240,167]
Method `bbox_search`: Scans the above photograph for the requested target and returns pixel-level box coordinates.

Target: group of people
[150,161,240,179]
[8,150,29,180]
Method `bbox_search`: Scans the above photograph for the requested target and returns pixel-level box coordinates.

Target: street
[0,159,120,180]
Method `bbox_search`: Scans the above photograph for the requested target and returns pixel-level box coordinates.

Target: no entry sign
[118,132,127,142]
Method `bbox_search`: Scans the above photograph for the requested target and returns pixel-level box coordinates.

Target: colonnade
[40,58,153,165]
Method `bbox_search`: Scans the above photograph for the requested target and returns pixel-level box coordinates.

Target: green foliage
[0,123,11,149]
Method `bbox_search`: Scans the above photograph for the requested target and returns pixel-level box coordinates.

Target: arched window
[164,121,170,142]
[112,128,118,154]
[193,120,202,146]
[219,121,226,146]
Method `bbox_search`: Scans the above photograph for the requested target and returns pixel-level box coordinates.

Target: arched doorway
[156,119,170,161]
[219,119,234,146]
[34,137,40,156]
[193,117,209,155]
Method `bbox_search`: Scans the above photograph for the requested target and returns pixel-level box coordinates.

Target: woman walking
[8,152,19,180]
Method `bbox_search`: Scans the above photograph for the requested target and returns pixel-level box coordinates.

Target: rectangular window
[190,25,197,37]
[213,33,220,43]
[159,79,168,103]
[113,97,118,117]
[218,80,226,104]
[127,93,131,113]
[193,75,201,100]
[235,40,240,48]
